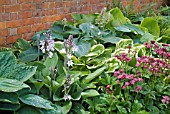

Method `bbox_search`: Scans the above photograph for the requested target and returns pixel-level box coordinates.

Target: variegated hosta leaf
[116,39,133,49]
[85,44,105,57]
[0,51,37,82]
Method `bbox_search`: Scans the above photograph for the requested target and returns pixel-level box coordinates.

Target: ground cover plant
[0,7,170,114]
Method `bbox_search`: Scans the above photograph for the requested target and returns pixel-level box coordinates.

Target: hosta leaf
[109,7,129,27]
[0,92,19,103]
[0,51,37,82]
[17,106,41,114]
[140,33,155,43]
[102,35,123,44]
[79,23,91,33]
[74,40,91,57]
[0,78,29,92]
[0,102,20,111]
[116,39,133,49]
[83,66,106,83]
[81,89,99,98]
[18,47,39,62]
[141,17,160,37]
[86,44,105,57]
[42,53,58,76]
[16,38,31,50]
[19,94,53,109]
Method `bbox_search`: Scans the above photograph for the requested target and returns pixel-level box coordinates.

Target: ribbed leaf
[19,94,53,109]
[0,91,19,103]
[0,78,29,92]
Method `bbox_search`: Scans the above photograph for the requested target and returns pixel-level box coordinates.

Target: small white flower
[67,60,74,67]
[63,94,72,101]
[98,31,101,35]
[48,51,53,58]
[72,46,78,53]
[67,54,72,59]
[61,48,66,53]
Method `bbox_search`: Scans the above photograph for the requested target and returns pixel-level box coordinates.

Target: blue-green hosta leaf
[16,38,31,50]
[102,35,123,44]
[86,44,105,57]
[16,106,42,114]
[115,24,144,35]
[0,92,19,103]
[0,78,29,92]
[79,23,91,33]
[82,66,106,83]
[140,17,160,37]
[116,39,133,49]
[0,102,20,111]
[74,40,91,57]
[140,33,155,43]
[81,89,99,98]
[58,101,72,114]
[38,104,62,114]
[19,94,53,109]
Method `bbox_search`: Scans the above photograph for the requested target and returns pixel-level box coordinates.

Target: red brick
[9,28,17,35]
[22,32,35,40]
[32,10,45,17]
[0,6,5,13]
[0,37,5,46]
[17,26,31,34]
[43,2,49,9]
[6,35,22,44]
[18,0,32,4]
[49,2,55,9]
[31,24,45,32]
[10,0,17,4]
[22,18,35,26]
[18,11,32,19]
[0,22,6,29]
[45,10,55,16]
[22,4,36,11]
[0,29,8,37]
[55,2,63,8]
[33,0,43,3]
[10,13,18,20]
[0,0,10,5]
[5,4,21,13]
[90,0,97,4]
[1,13,10,21]
[6,20,21,28]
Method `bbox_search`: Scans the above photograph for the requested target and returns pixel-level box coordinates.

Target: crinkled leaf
[0,78,29,92]
[116,39,133,49]
[19,94,53,109]
[102,35,123,44]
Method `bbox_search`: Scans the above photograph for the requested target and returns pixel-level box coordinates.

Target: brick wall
[0,0,162,47]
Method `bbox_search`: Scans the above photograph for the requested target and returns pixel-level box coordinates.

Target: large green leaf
[102,35,123,44]
[114,24,144,35]
[19,94,53,109]
[42,53,58,76]
[140,33,155,43]
[0,102,20,111]
[0,51,37,82]
[86,44,105,57]
[15,38,31,50]
[0,92,19,103]
[17,106,41,114]
[0,78,29,92]
[109,7,130,27]
[74,40,91,57]
[82,66,106,83]
[81,89,99,98]
[141,17,160,37]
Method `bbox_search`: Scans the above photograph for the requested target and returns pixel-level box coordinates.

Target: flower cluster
[105,85,114,94]
[40,30,55,58]
[95,7,111,28]
[136,56,170,76]
[162,96,169,104]
[115,53,132,62]
[64,35,78,67]
[114,69,143,92]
